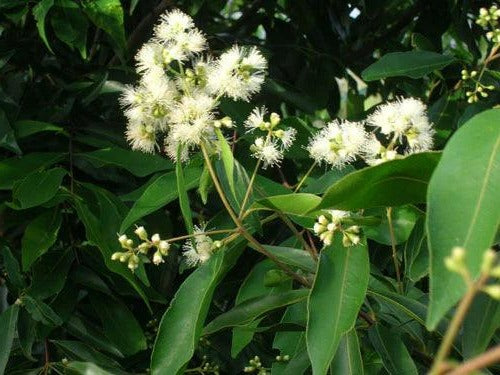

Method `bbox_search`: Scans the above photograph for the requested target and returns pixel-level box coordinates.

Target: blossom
[250,137,283,169]
[313,210,360,247]
[208,46,267,102]
[135,42,164,73]
[154,9,195,41]
[245,106,267,131]
[307,120,367,169]
[125,122,157,153]
[276,128,297,150]
[183,226,217,267]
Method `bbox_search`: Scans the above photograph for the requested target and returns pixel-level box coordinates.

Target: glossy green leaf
[361,51,455,81]
[315,152,441,211]
[254,193,321,216]
[176,146,194,234]
[77,148,173,177]
[89,293,147,356]
[330,330,364,375]
[262,245,316,273]
[404,218,429,282]
[204,289,308,335]
[0,152,64,190]
[2,246,24,290]
[0,305,19,374]
[368,325,418,375]
[11,167,66,209]
[427,109,500,330]
[216,128,236,199]
[28,250,74,299]
[231,260,291,357]
[53,340,121,369]
[32,0,54,53]
[13,120,65,139]
[51,0,88,59]
[364,206,420,245]
[150,242,244,375]
[22,208,62,270]
[120,167,201,232]
[462,294,500,358]
[306,236,369,375]
[66,361,115,375]
[302,167,354,194]
[22,295,62,326]
[0,108,20,154]
[17,308,36,360]
[81,0,126,50]
[198,165,212,204]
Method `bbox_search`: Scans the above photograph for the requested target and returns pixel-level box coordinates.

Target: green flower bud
[482,249,497,274]
[159,240,170,255]
[483,285,500,300]
[270,112,281,126]
[134,226,148,241]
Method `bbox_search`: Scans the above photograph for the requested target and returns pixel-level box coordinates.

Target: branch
[448,345,500,375]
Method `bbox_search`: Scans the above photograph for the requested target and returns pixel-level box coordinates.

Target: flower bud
[491,266,500,278]
[481,249,497,274]
[313,222,325,234]
[119,252,130,263]
[318,215,329,225]
[213,120,222,128]
[273,129,285,138]
[483,285,500,300]
[111,252,122,261]
[212,240,223,249]
[322,231,333,246]
[153,251,164,265]
[470,70,478,77]
[151,233,161,245]
[270,112,281,127]
[221,116,233,128]
[138,242,150,254]
[283,355,290,361]
[159,240,170,255]
[118,234,129,248]
[135,226,148,241]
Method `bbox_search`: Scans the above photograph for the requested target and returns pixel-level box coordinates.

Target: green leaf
[364,206,420,245]
[11,167,66,209]
[176,146,194,234]
[0,107,21,154]
[52,340,121,369]
[89,293,147,356]
[22,208,62,270]
[404,218,429,282]
[262,245,316,273]
[66,361,115,375]
[204,289,308,335]
[76,147,173,177]
[315,152,441,211]
[254,193,321,216]
[231,260,291,357]
[427,109,500,330]
[51,0,89,59]
[151,242,244,375]
[198,165,212,204]
[302,167,355,194]
[13,120,66,139]
[216,128,236,199]
[28,250,74,299]
[17,308,37,360]
[120,167,201,232]
[22,295,62,326]
[2,246,24,290]
[0,305,19,374]
[72,183,151,307]
[81,0,126,51]
[0,152,64,190]
[462,294,500,358]
[272,302,308,375]
[330,330,364,375]
[32,0,54,53]
[368,325,418,375]
[361,51,455,81]
[306,236,369,375]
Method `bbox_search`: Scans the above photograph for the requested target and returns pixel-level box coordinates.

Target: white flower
[276,128,297,150]
[245,106,267,131]
[367,97,434,152]
[207,45,267,102]
[126,121,157,153]
[307,120,367,169]
[154,9,195,42]
[183,226,215,267]
[135,42,164,73]
[329,210,350,224]
[251,138,283,169]
[164,133,190,162]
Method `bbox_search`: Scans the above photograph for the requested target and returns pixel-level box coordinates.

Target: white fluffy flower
[251,137,282,169]
[154,9,195,41]
[307,120,367,168]
[164,133,190,162]
[278,128,297,150]
[208,46,267,101]
[245,106,267,131]
[183,226,215,267]
[135,42,164,73]
[368,97,434,152]
[126,122,157,153]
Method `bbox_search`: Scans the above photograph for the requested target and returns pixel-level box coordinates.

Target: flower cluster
[313,210,361,247]
[461,69,496,103]
[445,247,500,300]
[476,4,500,43]
[112,227,170,271]
[120,9,267,160]
[182,225,222,267]
[306,97,434,168]
[244,356,268,374]
[245,107,297,168]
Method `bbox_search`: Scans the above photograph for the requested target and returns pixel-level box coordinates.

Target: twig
[386,207,403,293]
[448,345,500,375]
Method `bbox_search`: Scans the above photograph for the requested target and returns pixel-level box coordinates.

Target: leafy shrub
[0,1,499,375]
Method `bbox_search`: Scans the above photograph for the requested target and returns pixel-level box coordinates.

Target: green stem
[429,274,488,375]
[200,143,311,287]
[167,229,237,244]
[294,161,317,192]
[386,207,403,293]
[239,159,262,218]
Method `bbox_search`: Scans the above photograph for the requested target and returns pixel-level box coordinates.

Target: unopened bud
[118,234,129,248]
[283,355,290,361]
[221,116,233,128]
[159,240,170,255]
[212,240,223,249]
[273,129,284,138]
[151,233,161,245]
[470,70,478,77]
[313,222,326,234]
[483,285,500,300]
[481,249,497,274]
[135,226,148,241]
[138,242,150,254]
[270,112,281,127]
[111,252,122,261]
[318,215,329,225]
[153,251,164,265]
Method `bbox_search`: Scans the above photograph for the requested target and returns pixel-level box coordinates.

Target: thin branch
[448,345,500,375]
[386,207,403,293]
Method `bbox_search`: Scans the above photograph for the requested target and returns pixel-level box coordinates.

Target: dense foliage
[0,1,499,375]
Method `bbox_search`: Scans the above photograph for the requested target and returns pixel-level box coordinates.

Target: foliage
[0,1,499,375]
